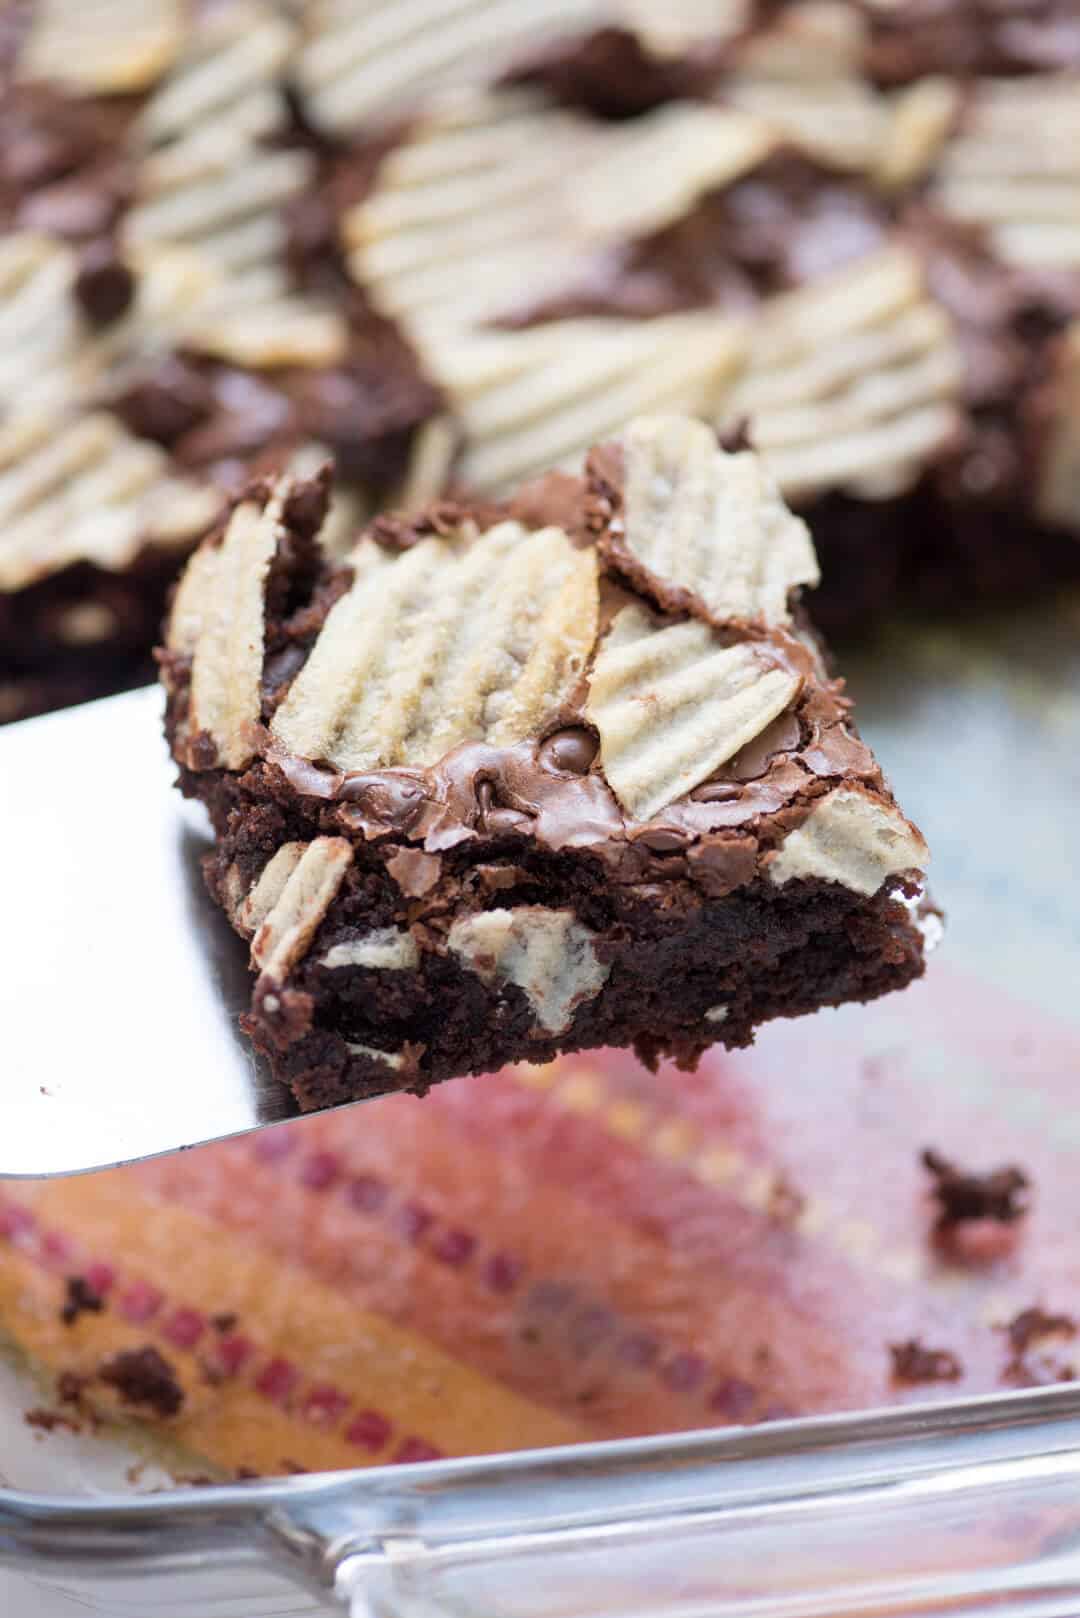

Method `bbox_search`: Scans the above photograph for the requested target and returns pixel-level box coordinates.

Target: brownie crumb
[210,1311,238,1334]
[57,1370,90,1405]
[61,1274,106,1326]
[98,1346,185,1418]
[921,1148,1031,1230]
[1003,1307,1076,1356]
[24,1405,81,1434]
[890,1338,963,1384]
[767,1174,806,1227]
[236,1465,262,1481]
[1000,1307,1077,1387]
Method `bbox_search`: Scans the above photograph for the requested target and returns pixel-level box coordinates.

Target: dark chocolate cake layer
[161,415,930,1110]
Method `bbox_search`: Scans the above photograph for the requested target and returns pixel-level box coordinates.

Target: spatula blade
[0,686,309,1177]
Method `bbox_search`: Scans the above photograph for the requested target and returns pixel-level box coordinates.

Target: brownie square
[161,414,932,1110]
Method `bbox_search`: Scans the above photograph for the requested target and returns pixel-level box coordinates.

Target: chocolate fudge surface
[162,415,930,1111]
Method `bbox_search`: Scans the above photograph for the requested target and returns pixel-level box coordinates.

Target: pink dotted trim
[300,1151,341,1191]
[345,1409,393,1451]
[393,1437,444,1465]
[84,1262,116,1295]
[0,1197,441,1464]
[163,1307,206,1350]
[214,1333,254,1376]
[302,1384,350,1427]
[118,1281,164,1323]
[254,1357,299,1404]
[432,1228,475,1268]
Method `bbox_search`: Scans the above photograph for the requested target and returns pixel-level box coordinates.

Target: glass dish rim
[5,1378,1080,1531]
[7,1366,1080,1617]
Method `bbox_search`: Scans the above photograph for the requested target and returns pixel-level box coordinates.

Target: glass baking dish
[4,1386,1080,1617]
[2,598,1078,1617]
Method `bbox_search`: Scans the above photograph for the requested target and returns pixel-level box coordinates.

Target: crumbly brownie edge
[248,875,924,1109]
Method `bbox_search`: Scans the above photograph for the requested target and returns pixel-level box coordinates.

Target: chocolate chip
[338,774,425,829]
[634,828,689,853]
[111,357,216,447]
[538,727,598,774]
[483,806,533,835]
[74,238,135,326]
[690,780,744,804]
[262,643,309,705]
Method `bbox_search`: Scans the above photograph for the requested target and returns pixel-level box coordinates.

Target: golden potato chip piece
[570,105,776,241]
[251,838,354,981]
[175,479,293,771]
[296,0,608,136]
[18,0,185,93]
[724,248,963,500]
[237,843,308,937]
[137,3,295,149]
[448,907,609,1033]
[614,415,819,624]
[0,411,218,592]
[320,930,420,971]
[876,77,961,192]
[931,76,1080,271]
[126,141,347,368]
[767,787,928,895]
[720,3,887,172]
[272,520,599,771]
[586,603,801,821]
[428,314,744,495]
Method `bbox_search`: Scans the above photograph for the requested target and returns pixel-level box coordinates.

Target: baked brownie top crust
[163,415,927,908]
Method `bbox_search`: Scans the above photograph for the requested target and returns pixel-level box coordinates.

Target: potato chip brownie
[161,414,931,1110]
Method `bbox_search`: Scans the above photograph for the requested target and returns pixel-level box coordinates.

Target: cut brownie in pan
[161,414,931,1111]
[13,0,1080,728]
[0,0,451,725]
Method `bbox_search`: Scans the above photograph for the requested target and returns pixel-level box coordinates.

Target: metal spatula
[1,686,302,1177]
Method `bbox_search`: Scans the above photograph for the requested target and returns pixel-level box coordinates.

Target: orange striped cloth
[3,960,1079,1479]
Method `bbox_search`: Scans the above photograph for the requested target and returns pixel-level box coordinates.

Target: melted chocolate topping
[244,454,884,897]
